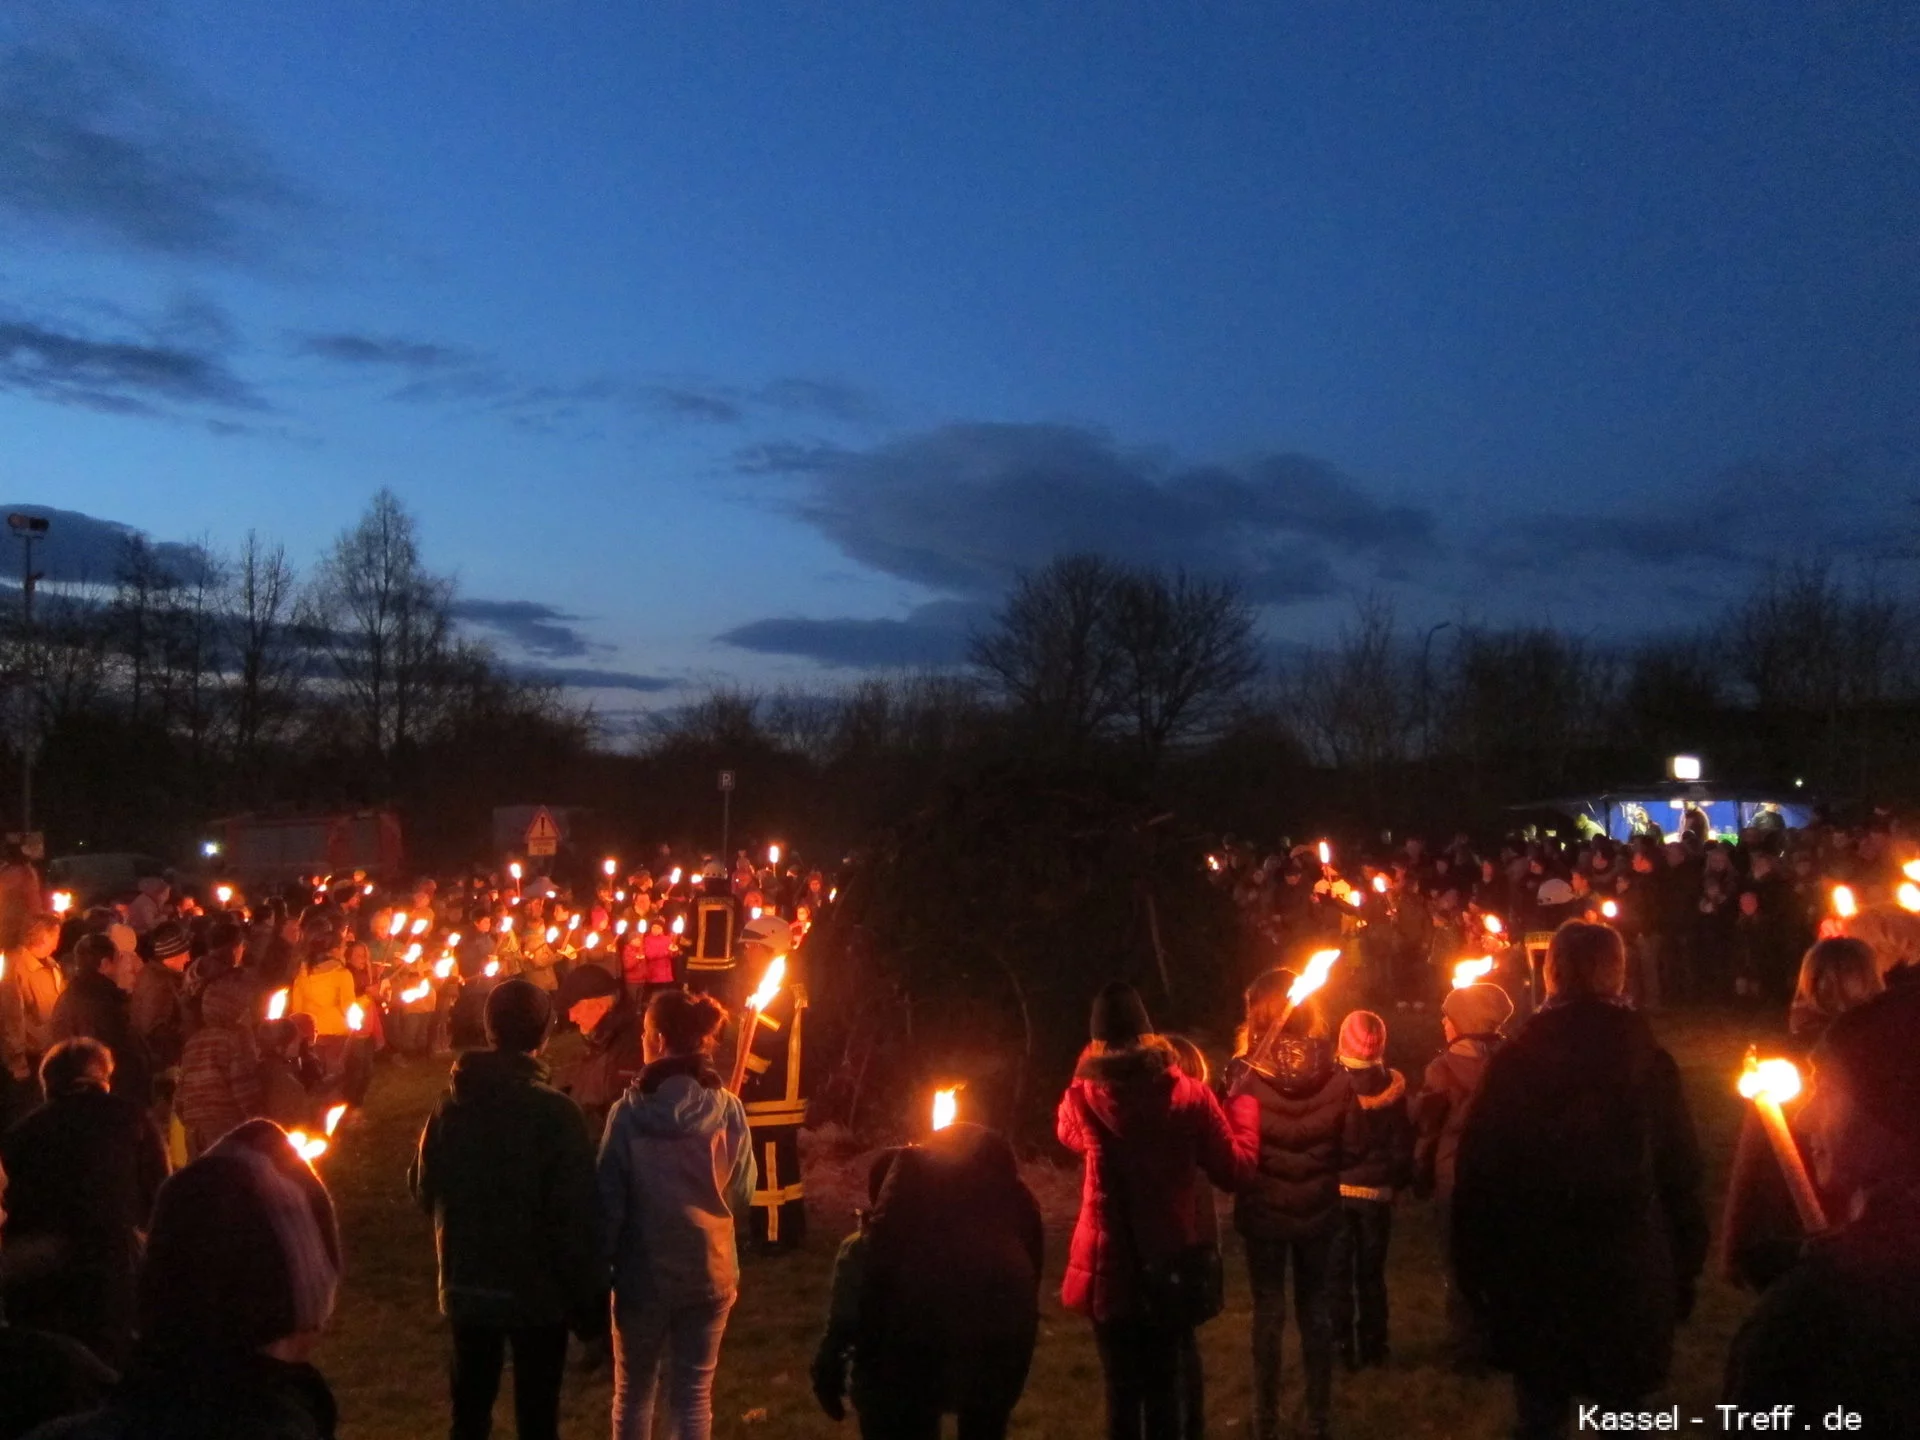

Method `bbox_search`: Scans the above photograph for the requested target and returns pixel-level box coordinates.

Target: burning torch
[727,954,788,1094]
[1737,1048,1826,1233]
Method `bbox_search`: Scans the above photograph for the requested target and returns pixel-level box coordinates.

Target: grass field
[317,1007,1769,1439]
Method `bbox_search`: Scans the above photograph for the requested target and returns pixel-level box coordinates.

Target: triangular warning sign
[524,807,561,854]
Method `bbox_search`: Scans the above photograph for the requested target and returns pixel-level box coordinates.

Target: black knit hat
[148,919,190,961]
[485,977,552,1053]
[1090,980,1152,1045]
[137,1120,340,1356]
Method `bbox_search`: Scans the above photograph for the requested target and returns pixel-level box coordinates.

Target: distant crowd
[3,816,1920,1440]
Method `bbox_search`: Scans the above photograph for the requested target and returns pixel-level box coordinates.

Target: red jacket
[1055,1038,1255,1321]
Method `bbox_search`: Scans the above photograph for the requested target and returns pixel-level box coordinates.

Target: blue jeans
[613,1294,734,1440]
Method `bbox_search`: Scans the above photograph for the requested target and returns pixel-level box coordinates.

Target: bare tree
[1286,592,1413,776]
[107,534,179,723]
[1107,569,1260,762]
[228,531,303,766]
[307,490,455,757]
[971,555,1125,752]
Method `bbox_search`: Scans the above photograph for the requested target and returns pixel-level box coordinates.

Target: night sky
[3,1,1915,709]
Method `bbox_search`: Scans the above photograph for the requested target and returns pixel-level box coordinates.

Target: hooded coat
[1339,1062,1412,1198]
[1452,998,1708,1398]
[1225,1036,1359,1242]
[408,1049,603,1329]
[849,1125,1043,1423]
[1055,1037,1254,1321]
[597,1053,755,1310]
[1412,1034,1502,1202]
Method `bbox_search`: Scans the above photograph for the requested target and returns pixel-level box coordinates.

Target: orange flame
[1738,1053,1803,1105]
[1832,884,1858,919]
[1452,956,1496,989]
[346,1002,365,1032]
[432,957,455,980]
[746,954,788,1012]
[1483,914,1504,936]
[932,1086,960,1132]
[323,1103,348,1137]
[266,988,290,1021]
[1289,949,1341,1006]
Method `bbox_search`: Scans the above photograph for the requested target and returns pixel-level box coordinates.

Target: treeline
[1,490,594,861]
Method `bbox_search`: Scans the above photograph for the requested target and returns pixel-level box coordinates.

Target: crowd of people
[2,815,1919,1439]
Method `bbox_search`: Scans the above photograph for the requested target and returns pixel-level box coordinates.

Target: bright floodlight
[1669,754,1702,782]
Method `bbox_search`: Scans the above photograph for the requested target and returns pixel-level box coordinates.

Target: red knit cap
[1337,1009,1388,1064]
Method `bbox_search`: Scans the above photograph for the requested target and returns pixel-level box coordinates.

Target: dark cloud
[758,377,883,425]
[0,25,303,262]
[715,600,988,669]
[509,664,678,694]
[0,314,262,413]
[758,422,1436,604]
[0,505,212,585]
[1487,446,1918,574]
[294,332,477,371]
[450,598,594,659]
[733,440,848,475]
[641,385,746,425]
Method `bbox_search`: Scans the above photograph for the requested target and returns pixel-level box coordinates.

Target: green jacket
[409,1048,603,1328]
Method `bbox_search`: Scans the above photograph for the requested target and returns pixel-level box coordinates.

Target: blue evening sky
[2,1,1915,709]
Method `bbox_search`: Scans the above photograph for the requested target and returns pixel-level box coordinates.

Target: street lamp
[7,514,49,836]
[1419,620,1453,760]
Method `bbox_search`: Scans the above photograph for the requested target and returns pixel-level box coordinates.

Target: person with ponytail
[1221,968,1360,1440]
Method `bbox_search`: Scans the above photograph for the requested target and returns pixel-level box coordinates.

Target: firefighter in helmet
[735,912,808,1248]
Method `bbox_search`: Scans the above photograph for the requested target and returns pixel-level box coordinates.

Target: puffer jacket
[409,1048,603,1328]
[1056,1037,1255,1321]
[1338,1062,1412,1200]
[1225,1036,1358,1242]
[597,1053,755,1309]
[1412,1035,1500,1202]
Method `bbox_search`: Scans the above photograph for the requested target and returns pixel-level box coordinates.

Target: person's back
[49,939,150,1104]
[0,1040,166,1369]
[288,957,354,1040]
[1453,923,1706,1435]
[598,988,753,1440]
[175,976,261,1157]
[409,980,599,1440]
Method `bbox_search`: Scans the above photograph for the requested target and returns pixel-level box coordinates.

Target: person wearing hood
[598,987,754,1440]
[409,980,603,1440]
[811,1118,1043,1439]
[1326,1011,1411,1373]
[1452,922,1706,1439]
[28,1117,344,1440]
[1222,969,1360,1440]
[1057,981,1254,1440]
[1412,979,1513,1370]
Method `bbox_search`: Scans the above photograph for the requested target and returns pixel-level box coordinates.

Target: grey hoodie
[597,1054,756,1309]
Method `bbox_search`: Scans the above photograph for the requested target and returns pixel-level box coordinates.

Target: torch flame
[445,932,461,949]
[346,1002,365,1033]
[746,955,788,1012]
[1903,859,1920,883]
[1289,949,1341,1007]
[1483,914,1504,936]
[1372,874,1388,894]
[433,957,455,980]
[215,884,234,906]
[568,915,580,932]
[400,981,431,1005]
[932,1086,960,1132]
[483,959,500,978]
[50,890,73,915]
[750,906,762,920]
[545,926,560,944]
[1317,841,1332,866]
[286,1129,328,1164]
[1738,1053,1803,1105]
[389,912,408,937]
[669,868,683,885]
[403,942,423,964]
[769,844,782,865]
[1899,883,1920,914]
[671,916,686,936]
[266,988,290,1021]
[604,858,618,877]
[1600,899,1619,920]
[1344,889,1363,908]
[585,931,601,950]
[616,919,629,935]
[1452,956,1496,989]
[324,1103,348,1137]
[499,916,513,933]
[509,862,523,880]
[1832,885,1858,919]
[410,917,430,936]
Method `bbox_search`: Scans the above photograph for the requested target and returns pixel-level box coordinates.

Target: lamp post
[7,514,49,836]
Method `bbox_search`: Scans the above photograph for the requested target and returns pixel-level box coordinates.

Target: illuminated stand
[1512,755,1813,845]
